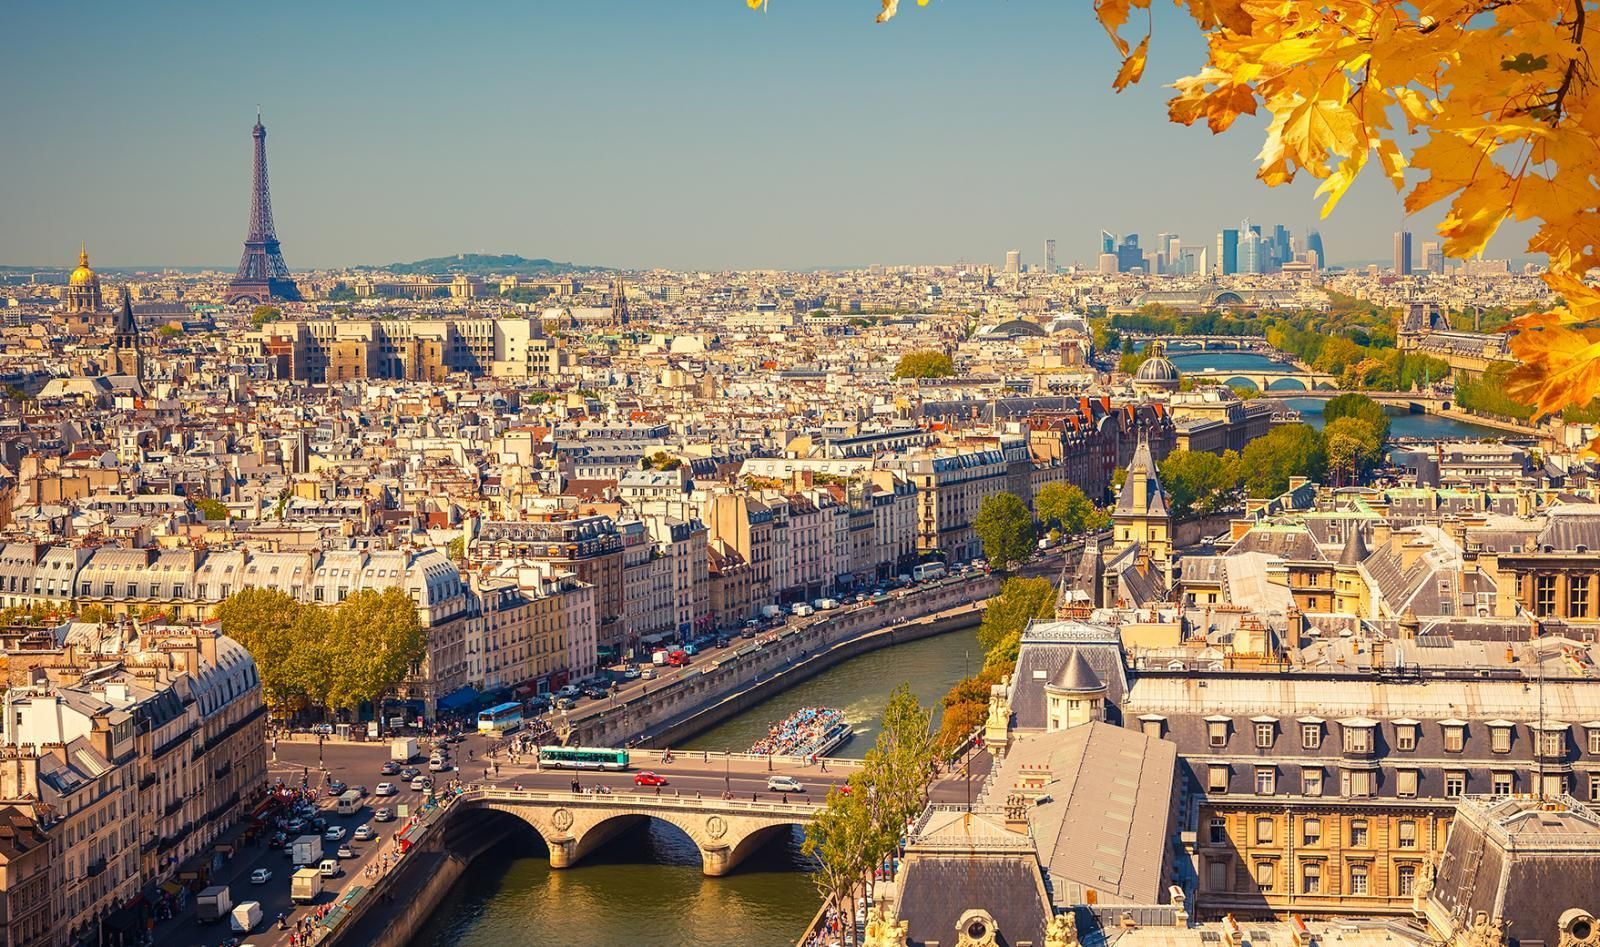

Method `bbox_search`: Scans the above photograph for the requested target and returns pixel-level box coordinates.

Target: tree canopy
[761,0,1600,447]
[1158,449,1243,516]
[1240,424,1328,497]
[893,350,955,380]
[1034,482,1109,536]
[972,492,1036,568]
[216,586,425,716]
[1325,415,1387,485]
[1323,393,1392,443]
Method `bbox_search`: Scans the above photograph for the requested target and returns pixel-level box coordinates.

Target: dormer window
[1489,720,1515,754]
[1206,716,1230,748]
[1342,720,1375,754]
[1394,719,1420,752]
[1442,719,1467,752]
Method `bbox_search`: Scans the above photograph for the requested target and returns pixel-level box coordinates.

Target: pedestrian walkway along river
[407,622,981,947]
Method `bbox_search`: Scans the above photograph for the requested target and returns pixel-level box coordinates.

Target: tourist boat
[750,706,851,758]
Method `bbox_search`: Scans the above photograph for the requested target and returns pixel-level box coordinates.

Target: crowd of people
[749,706,846,758]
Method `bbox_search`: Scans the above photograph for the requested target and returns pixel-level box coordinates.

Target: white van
[318,859,340,878]
[766,775,805,793]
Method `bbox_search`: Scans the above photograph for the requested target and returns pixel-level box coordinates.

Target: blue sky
[0,0,1533,271]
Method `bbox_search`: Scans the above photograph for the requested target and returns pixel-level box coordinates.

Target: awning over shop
[639,633,672,646]
[437,686,479,712]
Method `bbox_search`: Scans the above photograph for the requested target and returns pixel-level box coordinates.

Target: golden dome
[69,246,98,286]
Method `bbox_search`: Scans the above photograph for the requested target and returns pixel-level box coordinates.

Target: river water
[408,622,982,947]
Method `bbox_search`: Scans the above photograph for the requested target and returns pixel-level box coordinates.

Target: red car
[634,771,668,787]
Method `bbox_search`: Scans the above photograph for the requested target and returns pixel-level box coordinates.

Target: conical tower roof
[1114,437,1170,518]
[1048,648,1103,693]
[113,287,139,340]
[1338,529,1369,566]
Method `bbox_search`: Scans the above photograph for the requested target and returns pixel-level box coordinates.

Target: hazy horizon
[1,0,1538,272]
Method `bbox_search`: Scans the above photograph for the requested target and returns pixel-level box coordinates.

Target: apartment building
[250,316,571,383]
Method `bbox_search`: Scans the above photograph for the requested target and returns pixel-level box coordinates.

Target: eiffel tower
[225,111,302,304]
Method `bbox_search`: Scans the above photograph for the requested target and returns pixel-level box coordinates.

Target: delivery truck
[291,834,323,867]
[291,867,323,904]
[391,737,419,763]
[196,886,232,924]
[230,901,263,933]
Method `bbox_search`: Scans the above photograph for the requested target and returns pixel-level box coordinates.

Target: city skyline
[0,1,1538,272]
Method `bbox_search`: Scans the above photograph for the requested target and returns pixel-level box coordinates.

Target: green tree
[447,536,465,560]
[1324,416,1385,486]
[1034,482,1097,535]
[976,577,1057,671]
[217,588,313,713]
[972,492,1035,569]
[1323,393,1392,443]
[1089,319,1120,353]
[892,350,955,380]
[327,282,358,303]
[194,497,229,521]
[155,324,182,339]
[1118,350,1149,375]
[1240,424,1327,497]
[250,305,281,328]
[803,781,879,947]
[323,588,426,714]
[1158,450,1241,517]
[868,684,938,837]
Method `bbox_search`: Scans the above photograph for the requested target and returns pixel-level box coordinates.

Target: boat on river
[749,706,853,758]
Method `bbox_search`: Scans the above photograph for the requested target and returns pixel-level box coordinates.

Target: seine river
[408,623,982,947]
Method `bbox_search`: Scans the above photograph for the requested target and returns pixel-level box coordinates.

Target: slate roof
[895,853,1050,947]
[1011,621,1126,730]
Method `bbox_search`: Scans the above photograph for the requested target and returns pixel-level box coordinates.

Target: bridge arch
[1265,376,1309,391]
[1222,376,1260,391]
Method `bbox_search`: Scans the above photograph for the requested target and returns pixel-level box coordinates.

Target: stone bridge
[1124,333,1270,351]
[452,787,819,876]
[1186,368,1339,391]
[1257,388,1454,411]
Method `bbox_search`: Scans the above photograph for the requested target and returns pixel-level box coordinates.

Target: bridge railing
[457,786,821,814]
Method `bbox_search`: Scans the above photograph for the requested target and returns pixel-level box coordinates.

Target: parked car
[633,771,668,787]
[250,868,272,885]
[766,776,805,793]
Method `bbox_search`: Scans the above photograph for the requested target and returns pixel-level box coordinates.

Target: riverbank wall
[567,575,999,748]
[642,604,985,749]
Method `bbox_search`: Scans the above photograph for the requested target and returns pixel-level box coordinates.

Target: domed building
[1132,338,1180,394]
[66,245,103,313]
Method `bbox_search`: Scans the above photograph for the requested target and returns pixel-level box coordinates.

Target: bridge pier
[549,814,646,870]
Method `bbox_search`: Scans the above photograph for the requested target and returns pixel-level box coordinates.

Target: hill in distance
[377,253,611,276]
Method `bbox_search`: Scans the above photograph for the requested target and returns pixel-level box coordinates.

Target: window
[1209,817,1227,844]
[1589,730,1600,755]
[1302,768,1324,797]
[1256,722,1275,748]
[1397,768,1419,798]
[1350,864,1370,895]
[1574,579,1591,619]
[1141,718,1163,739]
[1303,818,1322,846]
[1343,769,1374,798]
[1255,861,1276,891]
[1208,720,1229,748]
[1492,772,1515,796]
[1491,725,1514,754]
[1542,773,1566,797]
[1590,773,1600,802]
[1301,723,1322,749]
[1446,771,1466,798]
[1343,726,1372,754]
[1208,765,1230,794]
[1396,725,1417,752]
[1302,862,1322,894]
[1540,729,1567,757]
[1444,724,1466,753]
[1207,858,1229,892]
[1532,573,1559,615]
[1255,767,1276,795]
[1398,820,1418,849]
[1398,865,1418,896]
[1256,817,1275,845]
[1350,820,1369,847]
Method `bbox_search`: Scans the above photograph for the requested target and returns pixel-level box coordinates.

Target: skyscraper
[1044,239,1056,274]
[225,112,302,304]
[1393,231,1413,275]
[1271,224,1291,273]
[1101,231,1116,255]
[1239,221,1264,274]
[1004,249,1022,275]
[1116,234,1144,273]
[1216,229,1239,275]
[1305,229,1326,268]
[1422,241,1445,274]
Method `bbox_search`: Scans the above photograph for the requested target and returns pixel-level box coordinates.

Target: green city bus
[538,746,630,771]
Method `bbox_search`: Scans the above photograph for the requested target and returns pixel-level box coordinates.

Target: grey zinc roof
[995,721,1177,905]
[1049,649,1103,692]
[894,854,1050,947]
[1012,621,1127,730]
[1113,439,1169,519]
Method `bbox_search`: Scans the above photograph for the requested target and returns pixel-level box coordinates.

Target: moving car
[399,767,420,780]
[336,845,355,859]
[766,775,805,793]
[322,826,346,843]
[410,776,430,792]
[428,758,449,772]
[374,782,397,796]
[249,868,272,885]
[325,779,347,796]
[380,761,400,776]
[633,771,668,787]
[373,808,393,822]
[354,825,375,841]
